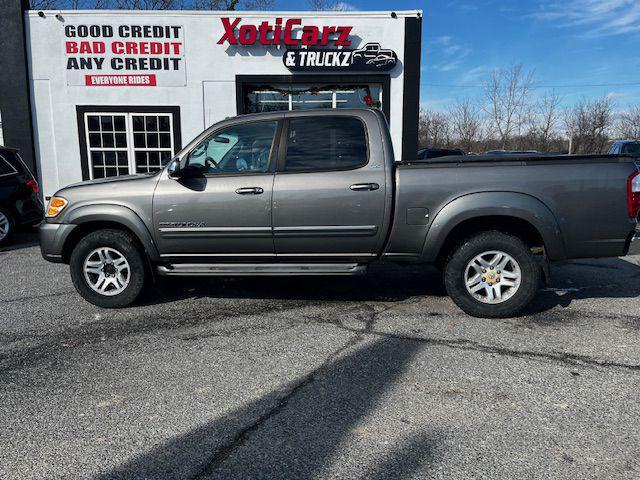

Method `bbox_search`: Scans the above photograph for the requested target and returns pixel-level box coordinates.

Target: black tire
[69,229,146,308]
[0,208,14,247]
[444,231,540,318]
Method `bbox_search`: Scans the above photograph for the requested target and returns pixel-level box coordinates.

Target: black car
[0,147,43,246]
[609,140,640,155]
[417,147,465,160]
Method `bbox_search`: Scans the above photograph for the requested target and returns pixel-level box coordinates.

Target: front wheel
[444,231,540,318]
[69,229,146,308]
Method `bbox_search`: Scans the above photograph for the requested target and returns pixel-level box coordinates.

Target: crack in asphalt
[286,304,640,372]
[182,298,640,479]
[3,297,639,376]
[188,303,389,478]
[368,330,640,372]
[0,300,322,374]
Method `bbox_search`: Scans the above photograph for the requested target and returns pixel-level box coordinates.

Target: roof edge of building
[26,9,423,18]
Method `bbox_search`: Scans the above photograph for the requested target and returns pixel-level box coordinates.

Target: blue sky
[276,0,640,111]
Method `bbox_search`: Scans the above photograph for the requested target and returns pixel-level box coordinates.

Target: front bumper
[39,222,77,263]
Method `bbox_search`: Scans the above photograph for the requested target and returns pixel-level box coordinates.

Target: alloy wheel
[83,247,131,296]
[464,250,522,304]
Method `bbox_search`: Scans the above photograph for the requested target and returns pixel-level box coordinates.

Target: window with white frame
[84,112,174,179]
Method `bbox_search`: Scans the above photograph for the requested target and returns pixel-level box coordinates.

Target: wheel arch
[421,191,566,264]
[61,204,160,264]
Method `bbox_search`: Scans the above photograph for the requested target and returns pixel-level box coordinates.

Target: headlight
[45,196,68,218]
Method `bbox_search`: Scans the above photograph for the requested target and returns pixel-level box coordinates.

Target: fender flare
[420,191,566,262]
[65,204,160,262]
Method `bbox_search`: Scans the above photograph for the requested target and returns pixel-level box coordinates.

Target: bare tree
[308,0,352,10]
[30,0,62,8]
[526,91,563,152]
[31,0,273,9]
[188,0,274,9]
[418,109,451,148]
[483,64,534,149]
[617,105,640,140]
[564,96,614,154]
[114,0,177,9]
[450,99,483,152]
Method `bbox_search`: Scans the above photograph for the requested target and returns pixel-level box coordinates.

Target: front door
[272,115,387,258]
[153,120,279,257]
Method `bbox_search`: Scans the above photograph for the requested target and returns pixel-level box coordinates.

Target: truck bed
[385,154,639,262]
[402,153,637,166]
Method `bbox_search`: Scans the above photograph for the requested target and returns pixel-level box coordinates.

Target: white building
[0,5,422,198]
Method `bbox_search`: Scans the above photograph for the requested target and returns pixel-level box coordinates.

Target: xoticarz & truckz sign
[216,18,398,72]
[64,24,185,87]
[217,17,353,46]
[283,43,398,72]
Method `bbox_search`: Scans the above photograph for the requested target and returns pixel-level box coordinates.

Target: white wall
[26,10,419,197]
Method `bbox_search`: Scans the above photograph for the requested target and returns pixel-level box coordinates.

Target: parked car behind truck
[0,146,43,246]
[609,140,640,155]
[40,109,640,318]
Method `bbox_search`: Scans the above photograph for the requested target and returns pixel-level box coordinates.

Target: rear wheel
[69,229,146,308]
[0,208,14,247]
[444,231,540,318]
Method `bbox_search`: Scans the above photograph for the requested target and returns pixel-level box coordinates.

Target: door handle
[235,187,264,195]
[350,183,380,191]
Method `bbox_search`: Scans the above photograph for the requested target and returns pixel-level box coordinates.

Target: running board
[157,263,367,276]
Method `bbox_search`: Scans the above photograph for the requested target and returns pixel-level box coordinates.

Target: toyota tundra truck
[39,109,640,317]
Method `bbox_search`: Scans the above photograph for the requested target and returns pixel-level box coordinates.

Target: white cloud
[428,36,472,72]
[459,65,495,84]
[432,61,465,72]
[607,91,627,100]
[531,0,640,37]
[331,2,356,11]
[432,36,453,46]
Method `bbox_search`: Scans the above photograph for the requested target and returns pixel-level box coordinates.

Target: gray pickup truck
[40,109,639,317]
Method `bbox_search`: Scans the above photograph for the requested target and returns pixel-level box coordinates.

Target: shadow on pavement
[0,230,39,253]
[95,337,441,480]
[139,263,447,306]
[525,256,640,315]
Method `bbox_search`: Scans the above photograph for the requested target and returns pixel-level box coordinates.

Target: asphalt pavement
[1,231,639,479]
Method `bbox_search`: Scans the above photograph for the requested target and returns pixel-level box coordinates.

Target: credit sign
[64,23,185,87]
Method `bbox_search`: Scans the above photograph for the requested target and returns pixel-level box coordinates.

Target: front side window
[84,112,175,179]
[186,121,277,175]
[284,116,368,172]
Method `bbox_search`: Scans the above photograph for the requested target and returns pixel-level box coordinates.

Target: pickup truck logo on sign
[283,43,398,72]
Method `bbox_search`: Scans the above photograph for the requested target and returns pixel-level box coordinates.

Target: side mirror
[167,158,182,178]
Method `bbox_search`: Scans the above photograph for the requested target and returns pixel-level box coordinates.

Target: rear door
[272,113,388,259]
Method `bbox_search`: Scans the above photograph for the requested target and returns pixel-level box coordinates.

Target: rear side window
[622,143,640,155]
[0,154,17,176]
[284,116,368,172]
